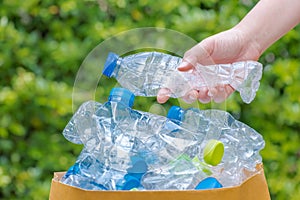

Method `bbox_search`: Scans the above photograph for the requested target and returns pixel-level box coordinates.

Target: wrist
[231,25,263,60]
[232,0,300,57]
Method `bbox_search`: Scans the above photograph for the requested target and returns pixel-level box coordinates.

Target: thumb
[177,56,198,71]
[180,39,215,68]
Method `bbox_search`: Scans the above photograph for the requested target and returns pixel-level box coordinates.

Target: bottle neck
[108,88,135,108]
[167,106,185,122]
[103,52,122,78]
[112,58,121,77]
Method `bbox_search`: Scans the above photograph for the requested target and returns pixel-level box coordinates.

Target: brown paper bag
[49,164,270,200]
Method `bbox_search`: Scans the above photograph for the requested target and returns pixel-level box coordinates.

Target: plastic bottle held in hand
[102,51,263,103]
[102,51,190,97]
[167,106,265,187]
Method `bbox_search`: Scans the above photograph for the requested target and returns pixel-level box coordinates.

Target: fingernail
[188,93,197,101]
[157,96,168,104]
[158,88,171,96]
[218,86,225,92]
[178,61,189,69]
[207,88,217,97]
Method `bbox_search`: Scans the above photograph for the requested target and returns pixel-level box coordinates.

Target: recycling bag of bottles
[60,87,264,191]
[50,52,270,200]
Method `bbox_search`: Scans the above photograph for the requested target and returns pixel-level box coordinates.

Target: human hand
[157,28,261,104]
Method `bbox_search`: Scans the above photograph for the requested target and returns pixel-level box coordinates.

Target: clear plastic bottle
[62,87,135,145]
[61,88,139,190]
[167,106,265,187]
[102,51,263,103]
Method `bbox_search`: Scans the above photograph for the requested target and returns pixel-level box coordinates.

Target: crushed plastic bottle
[102,51,263,103]
[62,87,134,144]
[167,106,265,187]
[62,101,102,144]
[61,88,137,190]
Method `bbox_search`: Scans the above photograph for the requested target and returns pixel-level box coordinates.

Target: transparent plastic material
[167,106,265,187]
[62,88,135,144]
[102,52,263,103]
[61,89,224,190]
[61,88,265,191]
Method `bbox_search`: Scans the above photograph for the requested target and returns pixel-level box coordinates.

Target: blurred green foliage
[1,0,300,199]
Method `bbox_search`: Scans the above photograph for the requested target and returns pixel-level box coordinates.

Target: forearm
[234,0,300,55]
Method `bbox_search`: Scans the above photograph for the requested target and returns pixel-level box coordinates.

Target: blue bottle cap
[128,158,148,174]
[64,163,80,178]
[167,106,184,121]
[108,88,135,108]
[195,177,223,190]
[102,52,120,77]
[122,175,141,190]
[126,172,144,181]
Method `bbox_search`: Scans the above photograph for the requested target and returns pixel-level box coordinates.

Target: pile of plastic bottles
[60,52,265,191]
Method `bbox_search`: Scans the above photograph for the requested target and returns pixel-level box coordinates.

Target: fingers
[177,61,194,71]
[191,84,234,104]
[158,37,235,104]
[183,39,216,66]
[157,88,200,104]
[157,85,235,104]
[207,85,235,103]
[181,90,198,103]
[182,85,234,104]
[198,87,212,103]
[178,39,214,72]
[178,85,234,104]
[157,88,172,104]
